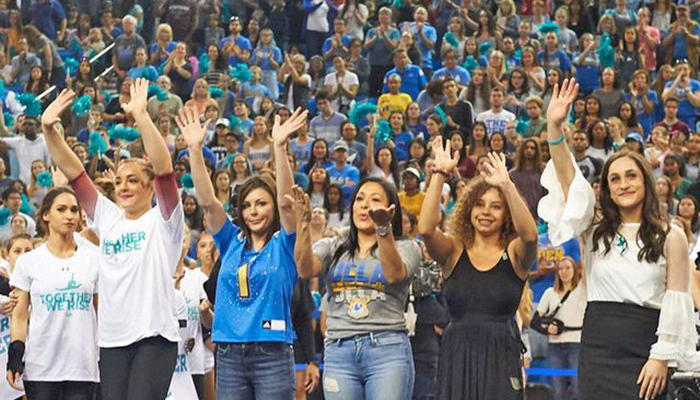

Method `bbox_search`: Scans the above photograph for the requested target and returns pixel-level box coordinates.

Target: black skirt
[437,315,524,400]
[579,302,666,400]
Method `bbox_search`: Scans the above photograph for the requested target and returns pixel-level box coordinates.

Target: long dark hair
[182,193,205,232]
[235,176,280,249]
[303,138,330,175]
[678,194,700,233]
[618,101,639,129]
[330,178,404,266]
[592,151,668,263]
[586,119,614,155]
[37,187,82,237]
[324,184,346,219]
[374,145,401,186]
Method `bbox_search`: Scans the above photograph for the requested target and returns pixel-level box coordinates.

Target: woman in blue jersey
[178,105,309,400]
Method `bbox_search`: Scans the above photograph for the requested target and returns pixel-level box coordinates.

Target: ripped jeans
[323,331,415,400]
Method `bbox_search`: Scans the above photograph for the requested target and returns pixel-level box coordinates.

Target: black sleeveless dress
[437,249,526,400]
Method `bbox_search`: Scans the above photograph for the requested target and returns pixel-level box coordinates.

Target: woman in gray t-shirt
[291,177,421,400]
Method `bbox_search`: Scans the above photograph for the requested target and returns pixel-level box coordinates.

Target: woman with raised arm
[417,140,538,400]
[542,78,700,400]
[290,171,422,399]
[39,78,185,400]
[177,105,308,399]
[7,187,99,400]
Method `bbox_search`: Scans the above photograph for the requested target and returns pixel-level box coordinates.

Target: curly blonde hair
[448,176,517,248]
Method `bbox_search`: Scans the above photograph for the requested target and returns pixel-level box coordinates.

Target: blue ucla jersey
[212,220,298,343]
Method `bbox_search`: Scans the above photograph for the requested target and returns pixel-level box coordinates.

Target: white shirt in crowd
[179,267,208,375]
[324,71,359,112]
[167,289,199,400]
[90,194,184,347]
[10,240,100,382]
[3,134,50,184]
[476,109,516,137]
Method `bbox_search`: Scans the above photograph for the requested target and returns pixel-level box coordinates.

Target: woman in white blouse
[542,78,700,400]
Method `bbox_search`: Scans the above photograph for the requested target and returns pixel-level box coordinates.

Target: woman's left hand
[637,359,668,400]
[305,363,320,393]
[369,204,395,227]
[480,152,511,188]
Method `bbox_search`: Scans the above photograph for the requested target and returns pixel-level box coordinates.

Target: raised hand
[175,107,210,150]
[121,78,149,115]
[42,89,75,129]
[547,78,578,127]
[50,166,68,187]
[432,136,460,175]
[272,107,309,148]
[283,185,311,224]
[480,152,511,188]
[369,204,395,227]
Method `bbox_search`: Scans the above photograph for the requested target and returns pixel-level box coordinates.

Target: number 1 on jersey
[238,264,250,298]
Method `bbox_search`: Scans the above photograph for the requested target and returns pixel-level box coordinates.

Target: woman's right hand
[41,89,75,129]
[546,78,578,128]
[6,370,21,391]
[432,136,459,175]
[176,107,210,150]
[284,185,311,225]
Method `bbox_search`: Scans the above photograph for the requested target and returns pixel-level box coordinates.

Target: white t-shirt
[284,74,311,110]
[179,268,208,375]
[324,71,359,112]
[10,242,99,382]
[476,109,516,137]
[3,134,50,184]
[166,289,198,400]
[90,194,184,347]
[306,0,330,33]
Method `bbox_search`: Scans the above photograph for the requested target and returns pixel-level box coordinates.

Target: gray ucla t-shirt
[313,237,422,339]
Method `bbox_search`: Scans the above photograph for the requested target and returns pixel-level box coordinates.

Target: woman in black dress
[418,142,539,400]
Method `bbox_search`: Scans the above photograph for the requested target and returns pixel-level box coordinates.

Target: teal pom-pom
[349,102,378,126]
[108,126,141,142]
[17,93,42,116]
[64,58,80,77]
[537,221,548,235]
[539,22,560,35]
[226,153,234,166]
[376,120,392,144]
[597,33,615,69]
[19,194,32,216]
[0,208,10,226]
[228,115,243,129]
[180,173,194,189]
[229,64,252,83]
[37,171,53,187]
[463,55,479,73]
[71,94,92,116]
[0,81,7,98]
[478,41,491,55]
[210,87,224,99]
[3,112,14,128]
[515,119,530,135]
[199,53,210,75]
[70,38,82,55]
[147,84,168,101]
[445,32,460,48]
[434,106,448,124]
[89,131,107,158]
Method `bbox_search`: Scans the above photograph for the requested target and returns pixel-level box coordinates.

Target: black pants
[24,381,97,400]
[369,64,392,98]
[192,374,204,399]
[99,335,178,400]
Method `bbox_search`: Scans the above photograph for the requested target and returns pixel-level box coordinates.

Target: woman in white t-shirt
[8,187,99,399]
[534,256,586,400]
[40,79,185,400]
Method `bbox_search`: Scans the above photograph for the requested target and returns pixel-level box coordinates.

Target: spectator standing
[476,88,516,137]
[383,48,427,101]
[147,75,183,121]
[327,140,360,207]
[163,42,194,102]
[337,0,369,40]
[661,2,700,69]
[9,37,40,88]
[279,54,312,112]
[364,7,401,98]
[592,68,626,119]
[662,60,700,129]
[324,56,358,114]
[509,138,545,220]
[157,0,198,43]
[304,0,333,57]
[251,28,283,101]
[218,16,251,67]
[0,116,50,184]
[111,15,146,82]
[309,91,347,148]
[439,77,475,137]
[29,0,67,42]
[403,7,437,80]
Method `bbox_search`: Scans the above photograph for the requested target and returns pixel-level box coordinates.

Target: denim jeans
[216,342,295,400]
[261,70,279,100]
[548,342,580,400]
[323,331,415,400]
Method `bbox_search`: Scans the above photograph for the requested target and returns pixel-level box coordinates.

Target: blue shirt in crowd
[327,163,360,205]
[219,35,253,66]
[382,66,427,100]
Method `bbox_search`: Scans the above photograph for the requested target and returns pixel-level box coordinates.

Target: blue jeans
[548,342,580,400]
[323,331,415,400]
[261,70,279,100]
[216,342,295,400]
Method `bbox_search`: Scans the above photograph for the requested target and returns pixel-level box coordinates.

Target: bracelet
[547,134,566,146]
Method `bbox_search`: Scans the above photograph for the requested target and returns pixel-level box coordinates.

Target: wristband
[547,134,566,146]
[7,341,24,376]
